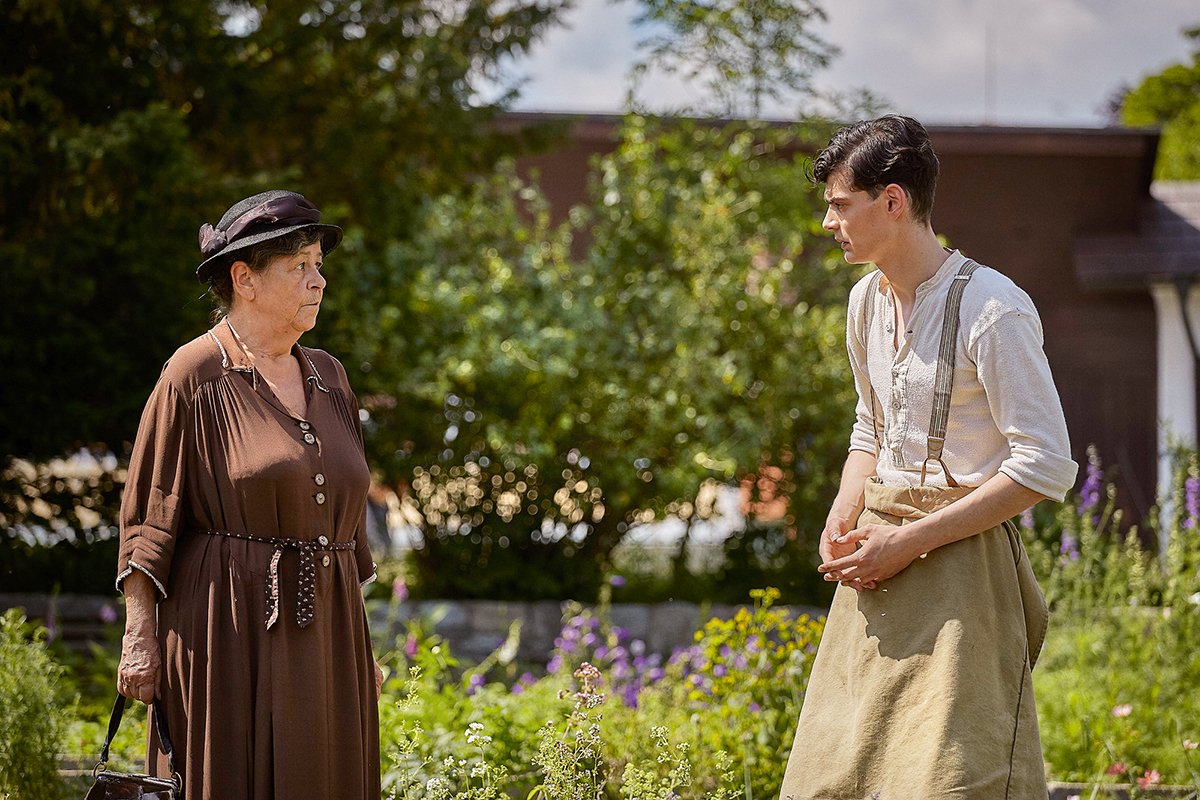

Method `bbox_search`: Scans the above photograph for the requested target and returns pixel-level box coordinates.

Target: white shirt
[847,250,1078,501]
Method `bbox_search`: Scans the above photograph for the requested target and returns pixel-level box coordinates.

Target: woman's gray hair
[206,227,325,322]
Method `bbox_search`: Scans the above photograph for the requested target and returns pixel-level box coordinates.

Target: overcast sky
[509,0,1199,127]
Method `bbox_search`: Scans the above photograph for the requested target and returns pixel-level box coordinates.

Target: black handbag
[84,695,183,800]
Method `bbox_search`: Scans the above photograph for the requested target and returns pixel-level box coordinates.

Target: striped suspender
[921,259,979,487]
[861,260,980,487]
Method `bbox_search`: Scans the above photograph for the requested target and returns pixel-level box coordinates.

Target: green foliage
[1,0,571,461]
[630,0,837,117]
[1121,26,1200,179]
[1025,447,1200,791]
[0,610,66,800]
[358,115,854,600]
[0,451,123,592]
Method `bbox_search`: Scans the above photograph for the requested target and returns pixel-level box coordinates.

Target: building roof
[1075,182,1200,291]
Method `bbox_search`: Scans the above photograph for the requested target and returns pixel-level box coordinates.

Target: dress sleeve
[348,385,377,587]
[972,308,1078,501]
[116,375,191,598]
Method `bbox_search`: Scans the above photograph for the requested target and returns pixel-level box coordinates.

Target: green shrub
[0,609,66,800]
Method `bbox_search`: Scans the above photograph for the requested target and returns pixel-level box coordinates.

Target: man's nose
[822,208,837,231]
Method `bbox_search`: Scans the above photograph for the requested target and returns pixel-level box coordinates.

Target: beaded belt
[202,529,354,629]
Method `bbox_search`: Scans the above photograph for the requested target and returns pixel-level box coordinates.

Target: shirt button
[892,401,901,409]
[299,421,311,430]
[304,433,316,444]
[314,473,326,486]
[318,535,329,546]
[315,492,326,505]
[321,555,331,567]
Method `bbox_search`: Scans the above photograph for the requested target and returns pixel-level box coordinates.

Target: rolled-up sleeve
[973,309,1078,501]
[116,376,190,597]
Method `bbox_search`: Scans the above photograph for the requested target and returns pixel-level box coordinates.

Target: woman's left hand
[817,523,922,588]
[374,659,384,699]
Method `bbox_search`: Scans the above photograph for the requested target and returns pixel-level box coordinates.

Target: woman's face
[243,242,327,335]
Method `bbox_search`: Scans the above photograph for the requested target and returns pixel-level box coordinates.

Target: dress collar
[207,318,330,393]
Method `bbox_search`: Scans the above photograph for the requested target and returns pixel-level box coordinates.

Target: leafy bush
[1028,446,1200,791]
[0,609,66,800]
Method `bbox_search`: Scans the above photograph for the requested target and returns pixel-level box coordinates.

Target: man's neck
[875,227,951,304]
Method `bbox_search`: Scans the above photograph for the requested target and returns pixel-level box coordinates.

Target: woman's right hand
[117,568,161,703]
[117,633,161,703]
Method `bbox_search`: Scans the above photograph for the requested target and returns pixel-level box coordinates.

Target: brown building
[504,112,1185,524]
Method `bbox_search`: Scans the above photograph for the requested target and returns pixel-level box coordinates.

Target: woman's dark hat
[195,189,343,282]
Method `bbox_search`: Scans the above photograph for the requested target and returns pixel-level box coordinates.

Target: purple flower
[749,702,761,713]
[547,654,564,675]
[713,664,727,678]
[466,673,485,696]
[1077,446,1103,515]
[404,633,419,659]
[609,575,627,588]
[1185,475,1200,530]
[1059,532,1080,562]
[511,683,525,695]
[648,667,666,683]
[392,577,408,603]
[1019,507,1035,531]
[98,604,118,625]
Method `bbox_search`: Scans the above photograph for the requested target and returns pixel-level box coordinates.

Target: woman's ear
[230,260,256,303]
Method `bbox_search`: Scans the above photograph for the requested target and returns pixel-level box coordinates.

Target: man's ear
[883,184,910,219]
[230,260,256,303]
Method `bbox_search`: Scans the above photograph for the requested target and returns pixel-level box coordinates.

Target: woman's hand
[118,633,161,703]
[374,659,384,699]
[819,507,874,591]
[818,523,921,588]
[117,568,160,703]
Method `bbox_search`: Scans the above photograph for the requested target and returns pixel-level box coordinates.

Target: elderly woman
[115,190,382,800]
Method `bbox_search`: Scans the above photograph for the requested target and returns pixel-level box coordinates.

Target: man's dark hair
[809,115,940,224]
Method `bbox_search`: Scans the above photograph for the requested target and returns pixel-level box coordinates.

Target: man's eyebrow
[824,191,849,203]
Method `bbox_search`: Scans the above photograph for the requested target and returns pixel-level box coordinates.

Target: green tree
[629,0,837,117]
[351,116,855,600]
[0,0,569,460]
[1121,25,1200,179]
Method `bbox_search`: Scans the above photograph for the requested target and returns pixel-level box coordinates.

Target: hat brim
[196,223,343,283]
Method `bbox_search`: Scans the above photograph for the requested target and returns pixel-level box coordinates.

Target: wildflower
[1186,475,1200,529]
[465,721,491,746]
[1106,762,1127,776]
[1059,531,1080,562]
[404,632,419,659]
[1112,703,1133,718]
[392,577,408,602]
[609,574,627,588]
[1019,507,1035,530]
[1184,739,1198,751]
[466,673,485,696]
[1137,769,1161,788]
[547,654,564,674]
[1078,446,1103,515]
[98,604,118,625]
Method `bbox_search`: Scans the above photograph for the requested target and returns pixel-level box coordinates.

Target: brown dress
[116,319,380,800]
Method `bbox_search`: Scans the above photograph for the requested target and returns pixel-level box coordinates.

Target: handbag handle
[99,694,179,778]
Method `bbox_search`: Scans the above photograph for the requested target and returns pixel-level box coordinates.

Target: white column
[1150,282,1200,547]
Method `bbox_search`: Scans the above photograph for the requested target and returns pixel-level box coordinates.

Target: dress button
[321,555,331,567]
[299,421,311,430]
[318,535,329,546]
[315,492,326,505]
[314,473,326,486]
[304,433,316,444]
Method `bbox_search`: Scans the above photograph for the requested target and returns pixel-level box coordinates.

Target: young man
[778,116,1077,799]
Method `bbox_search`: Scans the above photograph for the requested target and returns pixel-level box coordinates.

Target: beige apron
[778,263,1050,800]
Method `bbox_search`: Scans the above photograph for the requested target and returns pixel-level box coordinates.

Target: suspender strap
[921,259,980,487]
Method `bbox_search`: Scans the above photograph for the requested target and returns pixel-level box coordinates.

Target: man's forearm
[905,472,1045,554]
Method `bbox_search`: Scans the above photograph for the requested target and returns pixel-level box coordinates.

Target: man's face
[821,168,888,265]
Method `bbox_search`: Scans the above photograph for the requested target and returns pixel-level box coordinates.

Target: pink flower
[404,632,419,659]
[1137,769,1161,789]
[1106,762,1127,776]
[392,577,408,603]
[1184,739,1198,751]
[1112,703,1133,718]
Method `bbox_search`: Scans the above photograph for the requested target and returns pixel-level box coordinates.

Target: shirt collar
[874,248,966,297]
